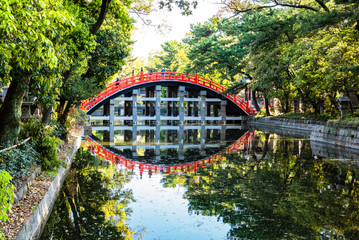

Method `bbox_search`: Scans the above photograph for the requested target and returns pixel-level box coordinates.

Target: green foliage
[276,111,359,127]
[41,147,135,239]
[37,135,62,171]
[51,120,68,139]
[328,114,359,128]
[20,119,62,171]
[0,142,39,182]
[277,112,337,121]
[161,134,359,238]
[142,0,359,118]
[159,0,198,15]
[57,8,133,117]
[0,0,84,99]
[73,108,88,126]
[0,170,15,237]
[254,107,267,118]
[147,41,190,73]
[184,20,247,84]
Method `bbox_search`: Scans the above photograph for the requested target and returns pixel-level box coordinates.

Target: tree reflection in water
[41,130,359,240]
[41,149,136,240]
[161,132,359,239]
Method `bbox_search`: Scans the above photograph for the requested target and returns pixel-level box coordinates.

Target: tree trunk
[57,97,67,116]
[90,0,112,35]
[314,0,330,12]
[59,100,73,126]
[41,105,53,124]
[260,133,270,160]
[0,72,31,145]
[285,98,289,113]
[293,99,298,114]
[251,90,260,112]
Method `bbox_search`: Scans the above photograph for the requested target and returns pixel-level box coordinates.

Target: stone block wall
[248,117,359,150]
[311,125,359,150]
[16,130,83,240]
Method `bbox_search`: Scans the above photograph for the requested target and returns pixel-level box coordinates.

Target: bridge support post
[132,125,137,155]
[200,125,206,156]
[179,86,185,125]
[221,125,226,144]
[109,99,115,142]
[200,90,206,125]
[155,85,161,125]
[132,89,138,125]
[221,100,227,124]
[131,89,138,155]
[179,125,184,160]
[155,144,161,161]
[155,124,160,156]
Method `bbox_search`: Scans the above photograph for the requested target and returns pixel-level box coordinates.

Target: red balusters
[81,72,256,115]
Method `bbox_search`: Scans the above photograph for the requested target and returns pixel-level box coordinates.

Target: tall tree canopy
[0,0,84,144]
[146,0,359,116]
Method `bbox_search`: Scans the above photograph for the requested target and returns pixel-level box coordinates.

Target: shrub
[0,170,15,238]
[20,119,62,171]
[0,142,39,182]
[276,112,337,121]
[36,136,62,171]
[51,120,68,139]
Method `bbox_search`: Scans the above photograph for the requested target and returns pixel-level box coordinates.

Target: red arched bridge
[86,131,255,176]
[81,72,256,121]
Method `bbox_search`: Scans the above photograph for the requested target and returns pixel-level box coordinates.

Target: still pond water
[41,126,359,240]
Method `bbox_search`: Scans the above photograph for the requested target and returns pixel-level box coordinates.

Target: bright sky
[131,0,221,59]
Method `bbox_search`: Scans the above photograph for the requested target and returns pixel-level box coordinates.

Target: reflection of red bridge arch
[86,131,255,175]
[81,72,256,115]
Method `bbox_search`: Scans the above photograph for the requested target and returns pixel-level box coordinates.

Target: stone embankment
[249,117,359,151]
[16,129,83,240]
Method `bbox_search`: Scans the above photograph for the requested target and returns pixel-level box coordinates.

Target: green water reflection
[41,149,135,239]
[168,133,359,239]
[41,130,359,239]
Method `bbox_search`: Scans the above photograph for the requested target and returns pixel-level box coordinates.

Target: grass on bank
[269,111,359,128]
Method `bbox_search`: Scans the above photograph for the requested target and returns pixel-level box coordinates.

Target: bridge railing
[86,131,255,175]
[81,72,256,115]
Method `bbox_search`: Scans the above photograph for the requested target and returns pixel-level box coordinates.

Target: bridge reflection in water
[87,125,255,177]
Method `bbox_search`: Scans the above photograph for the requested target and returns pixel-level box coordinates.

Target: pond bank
[249,117,359,151]
[15,128,83,240]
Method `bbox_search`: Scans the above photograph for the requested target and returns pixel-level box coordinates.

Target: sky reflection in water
[41,127,359,240]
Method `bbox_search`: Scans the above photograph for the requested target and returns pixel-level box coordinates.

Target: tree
[161,134,359,238]
[57,14,133,125]
[54,0,133,126]
[147,40,190,72]
[0,0,80,144]
[217,0,359,115]
[41,149,135,239]
[56,0,200,125]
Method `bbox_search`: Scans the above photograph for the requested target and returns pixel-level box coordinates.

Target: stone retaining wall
[14,166,42,204]
[311,125,359,150]
[249,117,359,150]
[16,130,83,240]
[248,117,325,132]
